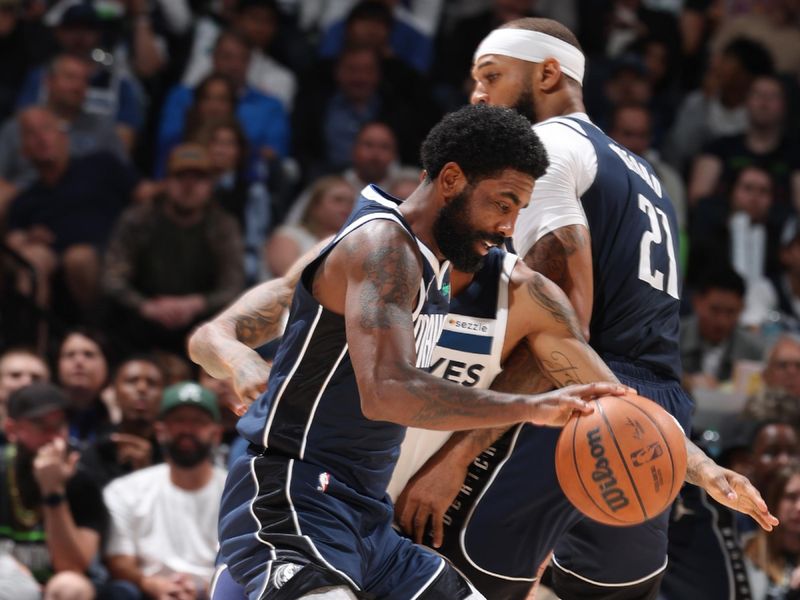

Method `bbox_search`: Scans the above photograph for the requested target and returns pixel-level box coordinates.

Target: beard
[164,434,213,468]
[512,80,538,124]
[433,188,505,273]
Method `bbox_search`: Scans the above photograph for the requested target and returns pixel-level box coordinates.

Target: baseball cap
[159,382,220,422]
[7,383,68,420]
[58,4,102,29]
[167,143,212,175]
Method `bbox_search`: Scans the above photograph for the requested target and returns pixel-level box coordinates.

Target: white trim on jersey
[551,556,668,587]
[262,305,324,448]
[249,456,276,598]
[489,252,517,369]
[299,344,350,460]
[409,557,446,600]
[458,425,537,582]
[285,459,361,591]
[697,490,737,599]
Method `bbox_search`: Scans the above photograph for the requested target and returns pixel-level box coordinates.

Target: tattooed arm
[524,224,593,340]
[188,238,331,413]
[328,221,621,430]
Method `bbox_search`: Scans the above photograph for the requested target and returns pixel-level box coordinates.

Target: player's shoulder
[533,115,597,166]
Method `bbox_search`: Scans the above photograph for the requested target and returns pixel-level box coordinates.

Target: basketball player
[395,18,777,600]
[193,105,629,600]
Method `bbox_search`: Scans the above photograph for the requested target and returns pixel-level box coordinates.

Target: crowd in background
[0,0,800,598]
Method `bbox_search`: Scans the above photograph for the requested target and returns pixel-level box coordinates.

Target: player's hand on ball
[229,356,272,416]
[699,463,779,532]
[395,453,467,548]
[526,382,629,427]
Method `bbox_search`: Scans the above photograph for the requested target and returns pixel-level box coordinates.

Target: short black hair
[420,104,548,184]
[112,354,165,382]
[695,266,746,297]
[346,0,393,28]
[722,37,774,76]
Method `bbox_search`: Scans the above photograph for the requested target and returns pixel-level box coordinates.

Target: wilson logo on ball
[587,427,630,513]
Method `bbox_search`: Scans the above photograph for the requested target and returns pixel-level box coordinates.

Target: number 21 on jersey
[637,194,679,299]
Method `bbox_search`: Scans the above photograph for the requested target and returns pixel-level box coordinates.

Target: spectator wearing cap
[79,356,165,489]
[4,106,141,314]
[15,2,149,151]
[104,381,226,600]
[103,143,244,354]
[0,348,49,445]
[0,383,107,599]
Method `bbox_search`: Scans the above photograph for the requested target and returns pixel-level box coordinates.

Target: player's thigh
[552,509,670,598]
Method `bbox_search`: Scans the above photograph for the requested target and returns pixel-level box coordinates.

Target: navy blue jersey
[561,117,683,381]
[237,185,450,499]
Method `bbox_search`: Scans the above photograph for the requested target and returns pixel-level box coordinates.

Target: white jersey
[387,250,517,500]
[513,113,597,257]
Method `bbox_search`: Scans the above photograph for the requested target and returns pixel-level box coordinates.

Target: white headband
[474,29,585,84]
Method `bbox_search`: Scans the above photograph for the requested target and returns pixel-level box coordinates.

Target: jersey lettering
[414,313,446,368]
[607,143,662,198]
[637,194,679,299]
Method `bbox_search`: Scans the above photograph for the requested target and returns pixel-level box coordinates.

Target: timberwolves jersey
[555,116,683,381]
[387,249,517,500]
[236,185,450,500]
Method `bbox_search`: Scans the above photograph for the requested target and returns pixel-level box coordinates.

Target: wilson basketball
[555,393,687,526]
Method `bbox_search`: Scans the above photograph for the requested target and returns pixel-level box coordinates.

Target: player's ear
[437,162,467,203]
[539,58,563,92]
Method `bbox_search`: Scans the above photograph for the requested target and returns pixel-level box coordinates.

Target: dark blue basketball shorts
[433,361,694,600]
[218,449,481,599]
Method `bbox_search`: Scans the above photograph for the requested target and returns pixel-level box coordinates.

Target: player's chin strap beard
[474,29,586,84]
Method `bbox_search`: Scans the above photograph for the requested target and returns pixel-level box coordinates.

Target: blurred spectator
[746,219,800,328]
[181,0,297,110]
[608,103,687,229]
[343,120,399,191]
[602,0,680,59]
[432,0,536,109]
[711,0,800,75]
[79,356,164,489]
[387,166,422,200]
[16,2,147,151]
[744,462,800,598]
[745,334,800,445]
[4,107,140,313]
[1,383,107,596]
[103,143,245,353]
[689,74,799,209]
[265,175,354,277]
[681,267,765,391]
[292,46,428,182]
[748,421,800,495]
[103,381,225,600]
[318,0,433,74]
[690,166,783,294]
[0,348,49,444]
[0,0,50,122]
[0,53,126,200]
[664,37,774,171]
[156,29,289,179]
[190,117,271,284]
[57,328,111,445]
[151,350,193,386]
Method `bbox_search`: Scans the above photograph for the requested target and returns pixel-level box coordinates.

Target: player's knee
[44,571,95,600]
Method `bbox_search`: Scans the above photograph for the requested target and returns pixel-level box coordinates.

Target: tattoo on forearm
[526,226,588,288]
[359,247,416,329]
[685,441,713,485]
[539,351,584,386]
[527,273,584,341]
[234,291,291,346]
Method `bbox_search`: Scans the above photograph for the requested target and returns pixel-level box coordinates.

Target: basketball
[555,393,687,526]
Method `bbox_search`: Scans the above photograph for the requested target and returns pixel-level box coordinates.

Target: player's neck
[538,94,586,122]
[398,186,444,261]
